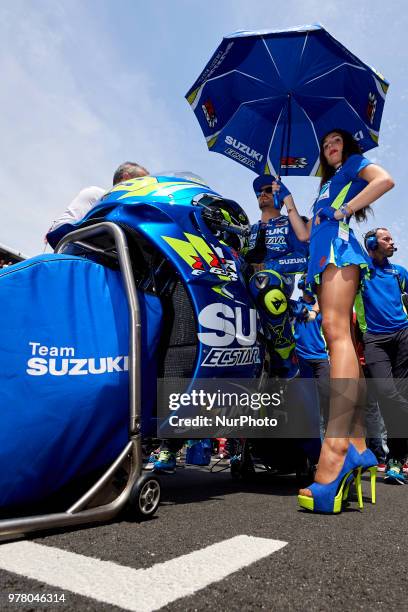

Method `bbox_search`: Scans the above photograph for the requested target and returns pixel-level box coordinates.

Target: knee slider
[249,269,288,317]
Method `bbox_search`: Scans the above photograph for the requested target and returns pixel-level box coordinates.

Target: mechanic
[46,161,149,248]
[356,227,408,483]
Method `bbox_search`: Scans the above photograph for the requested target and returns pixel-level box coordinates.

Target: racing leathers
[246,215,309,378]
[246,215,308,282]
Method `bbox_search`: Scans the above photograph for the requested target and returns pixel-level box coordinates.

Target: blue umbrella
[185,24,389,177]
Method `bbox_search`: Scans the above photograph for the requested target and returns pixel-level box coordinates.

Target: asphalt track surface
[0,463,406,612]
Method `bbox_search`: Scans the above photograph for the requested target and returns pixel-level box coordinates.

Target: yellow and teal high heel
[298,443,363,514]
[343,448,377,506]
[342,471,364,509]
[346,448,378,508]
[359,448,378,504]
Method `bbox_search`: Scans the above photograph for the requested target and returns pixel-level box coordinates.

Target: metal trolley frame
[0,222,160,541]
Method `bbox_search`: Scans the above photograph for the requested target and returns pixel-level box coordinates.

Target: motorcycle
[0,172,265,538]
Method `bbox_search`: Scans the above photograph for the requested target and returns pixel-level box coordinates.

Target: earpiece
[364,228,397,253]
[365,235,378,251]
[364,229,379,251]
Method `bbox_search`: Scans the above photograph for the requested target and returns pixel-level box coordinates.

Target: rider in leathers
[245,174,309,378]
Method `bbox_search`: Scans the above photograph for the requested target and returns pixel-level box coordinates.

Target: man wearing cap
[245,178,320,468]
[246,175,309,287]
[245,175,310,378]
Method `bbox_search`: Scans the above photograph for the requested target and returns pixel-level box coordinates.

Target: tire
[129,475,161,519]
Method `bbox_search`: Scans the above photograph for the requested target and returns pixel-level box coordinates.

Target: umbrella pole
[274,94,291,208]
[284,94,292,178]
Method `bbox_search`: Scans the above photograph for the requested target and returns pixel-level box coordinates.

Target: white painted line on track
[0,535,287,611]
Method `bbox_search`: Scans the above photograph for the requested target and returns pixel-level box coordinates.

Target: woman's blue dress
[306,154,373,290]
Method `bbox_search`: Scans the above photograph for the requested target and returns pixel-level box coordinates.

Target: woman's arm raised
[272,181,311,241]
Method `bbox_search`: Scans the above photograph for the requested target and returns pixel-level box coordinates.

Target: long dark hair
[319,129,369,222]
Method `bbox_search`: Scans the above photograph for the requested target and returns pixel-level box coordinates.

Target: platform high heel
[298,443,363,514]
[343,448,377,506]
[342,471,363,509]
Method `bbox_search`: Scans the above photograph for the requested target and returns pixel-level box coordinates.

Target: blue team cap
[253,174,277,195]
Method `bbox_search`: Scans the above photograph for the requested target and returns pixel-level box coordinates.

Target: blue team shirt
[356,260,408,334]
[311,154,372,238]
[293,300,328,360]
[248,215,308,274]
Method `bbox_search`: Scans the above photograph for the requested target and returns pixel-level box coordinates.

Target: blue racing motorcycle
[0,172,319,539]
[0,173,268,538]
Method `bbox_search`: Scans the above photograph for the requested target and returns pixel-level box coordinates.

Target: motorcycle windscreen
[0,254,162,507]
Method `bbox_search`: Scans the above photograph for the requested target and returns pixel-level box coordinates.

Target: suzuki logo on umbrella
[224,136,263,162]
[281,157,308,169]
[187,26,388,177]
[202,99,218,128]
[367,92,377,124]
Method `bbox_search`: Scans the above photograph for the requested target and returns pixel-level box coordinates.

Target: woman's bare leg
[300,264,362,497]
[349,315,367,452]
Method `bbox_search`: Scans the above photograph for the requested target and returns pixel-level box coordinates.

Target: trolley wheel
[129,475,161,519]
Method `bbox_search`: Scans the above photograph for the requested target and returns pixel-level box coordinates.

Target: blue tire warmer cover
[0,254,162,508]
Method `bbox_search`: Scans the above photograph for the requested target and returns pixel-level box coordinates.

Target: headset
[364,228,398,253]
[364,228,379,251]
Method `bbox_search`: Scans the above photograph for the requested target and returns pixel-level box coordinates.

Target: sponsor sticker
[280,156,308,169]
[197,303,258,348]
[367,92,377,124]
[317,181,331,201]
[162,233,238,282]
[26,342,128,376]
[202,99,218,128]
[201,347,261,367]
[224,136,263,161]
